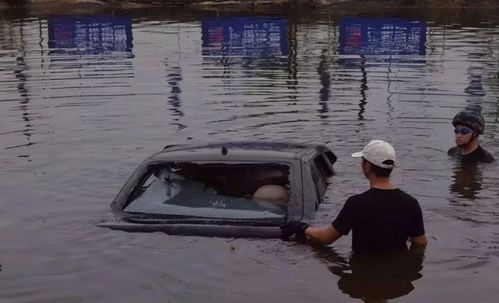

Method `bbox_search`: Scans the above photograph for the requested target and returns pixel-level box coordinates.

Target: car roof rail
[163,144,179,150]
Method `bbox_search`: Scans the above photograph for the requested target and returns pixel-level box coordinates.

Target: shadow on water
[449,161,483,200]
[316,246,425,302]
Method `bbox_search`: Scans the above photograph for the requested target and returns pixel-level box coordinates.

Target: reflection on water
[12,55,33,153]
[449,161,483,200]
[318,247,424,302]
[167,65,185,130]
[47,16,133,56]
[202,16,288,59]
[336,16,428,122]
[201,16,291,97]
[339,17,426,56]
[317,49,332,111]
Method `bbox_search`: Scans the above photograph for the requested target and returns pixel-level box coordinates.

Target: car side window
[313,154,332,181]
[325,151,337,166]
[309,153,335,208]
[309,163,326,209]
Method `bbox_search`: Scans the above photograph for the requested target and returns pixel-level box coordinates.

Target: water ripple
[1,8,499,303]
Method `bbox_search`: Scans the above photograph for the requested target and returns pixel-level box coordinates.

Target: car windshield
[124,162,290,220]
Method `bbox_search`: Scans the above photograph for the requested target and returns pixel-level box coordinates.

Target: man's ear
[365,161,372,172]
[361,159,370,171]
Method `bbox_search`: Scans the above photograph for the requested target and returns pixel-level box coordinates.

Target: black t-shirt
[447,145,495,163]
[332,188,425,254]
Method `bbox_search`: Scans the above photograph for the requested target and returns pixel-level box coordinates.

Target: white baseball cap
[352,140,396,169]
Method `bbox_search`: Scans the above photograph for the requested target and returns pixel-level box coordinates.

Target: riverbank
[1,0,498,19]
[3,0,499,12]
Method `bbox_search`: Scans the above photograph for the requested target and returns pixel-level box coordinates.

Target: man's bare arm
[304,225,342,246]
[411,234,427,246]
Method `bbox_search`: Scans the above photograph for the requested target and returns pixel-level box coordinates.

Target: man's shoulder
[477,146,495,163]
[393,188,419,203]
[346,188,420,211]
[347,188,417,201]
[347,189,372,200]
[343,190,371,208]
[448,146,460,157]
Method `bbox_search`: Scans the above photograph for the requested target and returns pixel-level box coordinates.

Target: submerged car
[98,142,337,238]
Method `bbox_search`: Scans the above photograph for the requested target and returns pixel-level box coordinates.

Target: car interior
[123,162,291,219]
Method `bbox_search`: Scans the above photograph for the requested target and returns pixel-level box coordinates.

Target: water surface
[0,6,498,303]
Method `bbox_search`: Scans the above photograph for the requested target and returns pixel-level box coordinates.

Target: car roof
[147,141,329,163]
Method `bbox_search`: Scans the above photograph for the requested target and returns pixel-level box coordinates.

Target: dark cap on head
[452,110,485,135]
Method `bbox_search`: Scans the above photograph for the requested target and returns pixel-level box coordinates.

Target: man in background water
[281,140,427,254]
[448,110,495,163]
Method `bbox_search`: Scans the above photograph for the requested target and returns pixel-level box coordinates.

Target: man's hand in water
[280,221,309,241]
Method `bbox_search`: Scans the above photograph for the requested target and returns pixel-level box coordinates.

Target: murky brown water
[0,5,498,303]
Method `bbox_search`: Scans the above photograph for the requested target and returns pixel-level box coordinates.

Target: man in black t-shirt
[281,140,427,254]
[448,110,494,163]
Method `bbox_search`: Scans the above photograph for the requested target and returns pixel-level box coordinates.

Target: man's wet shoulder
[479,146,495,163]
[447,146,461,157]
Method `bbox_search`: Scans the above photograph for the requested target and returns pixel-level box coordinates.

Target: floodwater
[0,5,498,303]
